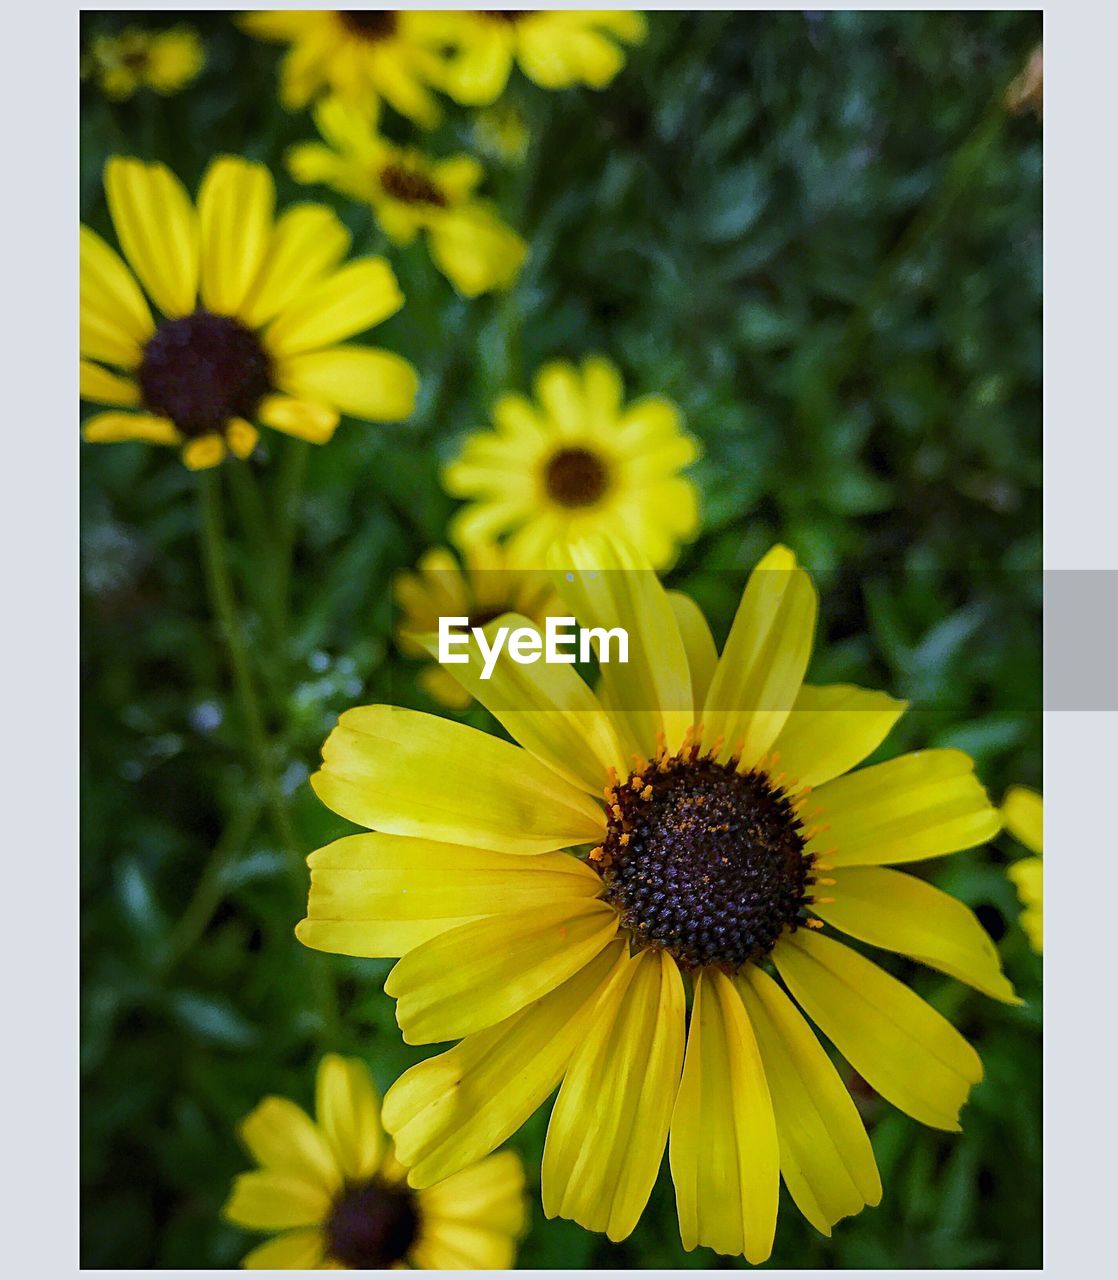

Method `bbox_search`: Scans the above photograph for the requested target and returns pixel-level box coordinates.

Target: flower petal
[385,898,619,1044]
[182,434,226,470]
[810,749,1001,867]
[222,1171,331,1231]
[275,346,419,422]
[1003,784,1043,854]
[768,682,907,789]
[314,1054,384,1184]
[668,590,718,712]
[297,834,603,958]
[240,203,352,329]
[104,156,199,317]
[264,258,404,357]
[311,705,605,854]
[82,411,180,446]
[79,225,153,366]
[418,1150,525,1236]
[80,361,140,407]
[198,156,275,315]
[383,942,625,1186]
[702,544,818,769]
[239,1096,341,1193]
[257,394,340,444]
[737,966,881,1237]
[241,1228,326,1270]
[543,948,685,1242]
[773,929,983,1131]
[668,968,779,1263]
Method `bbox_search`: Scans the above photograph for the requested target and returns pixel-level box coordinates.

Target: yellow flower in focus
[442,357,699,570]
[288,97,527,299]
[395,542,559,710]
[434,9,647,105]
[1003,784,1042,952]
[223,1054,526,1269]
[240,9,452,127]
[299,535,1015,1261]
[80,155,418,469]
[83,25,204,101]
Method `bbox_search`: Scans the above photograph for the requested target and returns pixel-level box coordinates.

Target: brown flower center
[337,10,398,41]
[325,1178,419,1269]
[379,163,448,207]
[544,446,610,508]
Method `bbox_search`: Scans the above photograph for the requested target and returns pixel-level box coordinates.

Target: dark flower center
[325,1178,419,1270]
[482,11,528,22]
[544,446,610,508]
[338,10,398,41]
[138,310,272,438]
[594,746,813,970]
[379,163,448,207]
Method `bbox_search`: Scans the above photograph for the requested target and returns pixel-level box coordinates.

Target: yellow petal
[227,418,260,459]
[1002,784,1043,854]
[668,591,718,712]
[543,948,684,1242]
[816,866,1019,1003]
[810,748,1001,867]
[239,1096,341,1192]
[418,1150,525,1236]
[580,355,625,426]
[241,1228,327,1270]
[315,1054,384,1183]
[427,205,528,297]
[240,203,352,329]
[182,433,227,470]
[768,682,908,788]
[737,966,881,1237]
[312,705,605,854]
[80,361,140,407]
[409,1220,517,1270]
[257,394,340,444]
[264,258,404,357]
[668,968,779,1263]
[413,615,627,794]
[702,544,818,769]
[298,834,603,958]
[82,411,180,446]
[549,532,692,756]
[385,897,619,1044]
[275,345,419,422]
[222,1170,331,1231]
[197,155,275,315]
[79,225,153,366]
[383,942,625,1187]
[773,929,983,1131]
[104,156,199,317]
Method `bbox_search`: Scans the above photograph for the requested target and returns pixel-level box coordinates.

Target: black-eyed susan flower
[441,357,699,570]
[298,535,1015,1261]
[223,1054,526,1269]
[433,10,647,105]
[82,24,204,100]
[240,9,451,127]
[394,542,558,710]
[80,155,418,469]
[1003,784,1042,952]
[288,97,528,299]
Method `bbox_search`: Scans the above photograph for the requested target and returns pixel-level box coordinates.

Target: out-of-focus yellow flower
[80,155,418,469]
[1003,785,1042,951]
[82,25,204,101]
[442,357,699,570]
[430,9,647,105]
[473,103,530,166]
[223,1054,526,1268]
[394,542,560,710]
[288,97,527,298]
[240,9,452,127]
[1005,44,1043,119]
[298,536,1014,1260]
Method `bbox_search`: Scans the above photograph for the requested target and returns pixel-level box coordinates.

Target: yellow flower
[288,97,527,299]
[433,10,648,105]
[394,542,559,710]
[240,9,452,127]
[83,25,205,101]
[80,155,419,469]
[298,535,1015,1261]
[223,1054,526,1269]
[442,357,699,570]
[1003,784,1042,952]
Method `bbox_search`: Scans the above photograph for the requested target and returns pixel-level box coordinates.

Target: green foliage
[81,9,1041,1269]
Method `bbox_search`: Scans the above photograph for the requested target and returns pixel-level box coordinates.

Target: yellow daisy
[441,357,699,570]
[432,10,648,105]
[394,542,558,711]
[288,96,527,299]
[240,9,452,127]
[298,534,1015,1261]
[223,1054,526,1269]
[82,24,205,101]
[80,155,419,470]
[1003,784,1042,952]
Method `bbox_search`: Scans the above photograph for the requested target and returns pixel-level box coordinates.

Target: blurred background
[80,8,1042,1269]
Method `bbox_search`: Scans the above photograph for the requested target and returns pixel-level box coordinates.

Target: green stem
[273,438,310,638]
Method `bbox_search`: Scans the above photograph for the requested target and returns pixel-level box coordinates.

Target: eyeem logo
[438,616,629,680]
